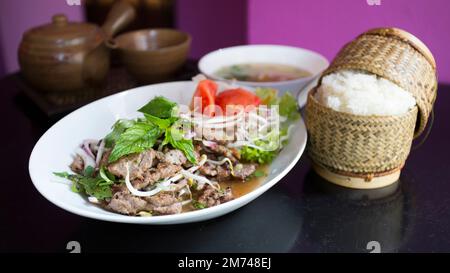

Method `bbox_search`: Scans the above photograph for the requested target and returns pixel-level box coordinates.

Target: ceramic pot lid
[21,14,104,48]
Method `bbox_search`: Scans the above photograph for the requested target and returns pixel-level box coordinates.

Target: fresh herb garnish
[104,119,136,148]
[99,167,114,184]
[144,113,175,129]
[163,126,197,164]
[83,166,95,177]
[241,145,276,164]
[105,97,197,164]
[138,96,177,119]
[53,171,72,179]
[53,169,115,200]
[192,200,207,209]
[108,121,163,163]
[240,89,299,164]
[252,170,266,177]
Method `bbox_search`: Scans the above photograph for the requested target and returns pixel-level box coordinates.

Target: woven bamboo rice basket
[305,27,437,189]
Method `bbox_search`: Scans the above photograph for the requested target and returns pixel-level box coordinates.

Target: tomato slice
[216,88,261,115]
[190,80,218,115]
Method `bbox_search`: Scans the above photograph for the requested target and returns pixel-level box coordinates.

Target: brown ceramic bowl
[112,28,191,83]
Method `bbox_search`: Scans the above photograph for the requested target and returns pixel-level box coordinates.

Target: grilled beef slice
[107,149,156,180]
[107,190,182,216]
[132,163,182,189]
[197,185,234,207]
[233,164,257,180]
[161,149,187,165]
[200,163,257,181]
[207,144,241,163]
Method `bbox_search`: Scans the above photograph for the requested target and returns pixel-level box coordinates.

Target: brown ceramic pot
[18,0,136,93]
[111,28,191,83]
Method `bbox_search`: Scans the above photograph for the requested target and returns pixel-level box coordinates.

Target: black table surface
[1,73,450,253]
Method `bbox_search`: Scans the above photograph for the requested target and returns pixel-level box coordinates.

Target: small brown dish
[110,28,191,83]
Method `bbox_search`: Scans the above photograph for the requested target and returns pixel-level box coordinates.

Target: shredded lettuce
[241,89,299,164]
[255,88,300,121]
[256,88,278,105]
[241,143,276,164]
[279,92,300,121]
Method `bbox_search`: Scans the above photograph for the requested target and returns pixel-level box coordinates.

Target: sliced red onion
[82,139,97,159]
[76,147,96,170]
[202,140,218,149]
[95,140,105,166]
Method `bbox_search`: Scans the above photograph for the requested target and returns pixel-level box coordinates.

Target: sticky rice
[315,70,416,116]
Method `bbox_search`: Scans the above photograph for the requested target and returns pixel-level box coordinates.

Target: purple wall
[0,0,83,75]
[248,0,450,82]
[175,0,247,59]
[1,0,448,83]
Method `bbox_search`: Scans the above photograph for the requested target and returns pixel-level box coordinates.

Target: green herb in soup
[215,63,312,82]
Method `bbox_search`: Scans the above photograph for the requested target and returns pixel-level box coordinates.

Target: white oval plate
[29,81,307,224]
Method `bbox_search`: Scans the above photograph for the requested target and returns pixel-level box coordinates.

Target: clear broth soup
[215,63,312,82]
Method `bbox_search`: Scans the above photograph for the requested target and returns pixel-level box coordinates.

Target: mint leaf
[171,138,197,164]
[144,113,176,129]
[78,176,112,200]
[83,166,95,177]
[54,170,115,200]
[138,96,177,119]
[104,119,136,148]
[109,122,163,163]
[53,172,72,179]
[164,127,197,164]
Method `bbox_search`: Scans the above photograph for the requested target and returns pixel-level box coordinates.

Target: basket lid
[363,27,436,70]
